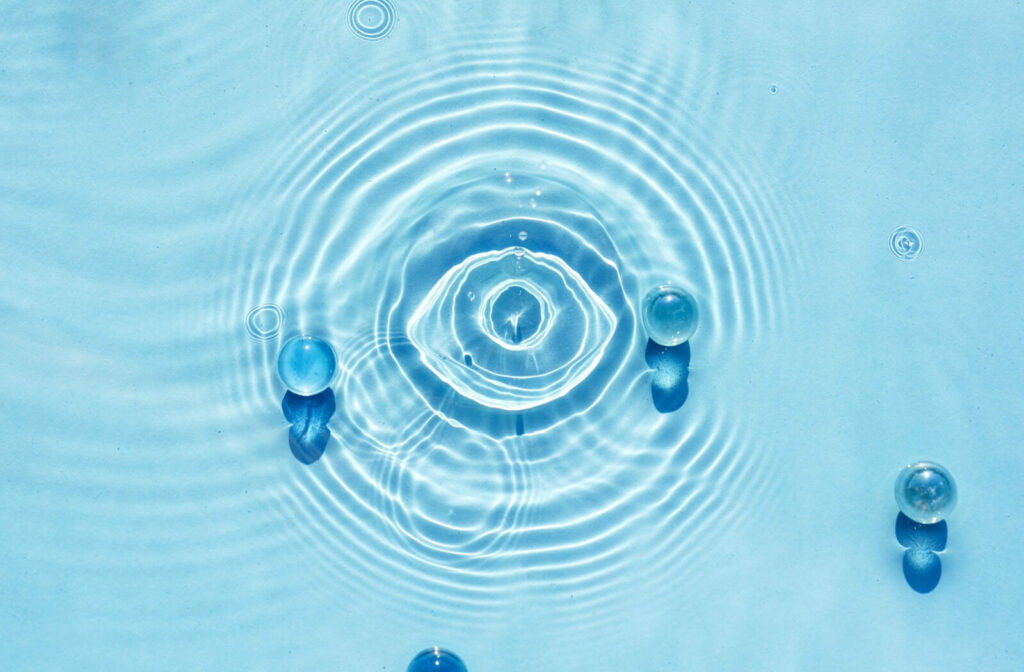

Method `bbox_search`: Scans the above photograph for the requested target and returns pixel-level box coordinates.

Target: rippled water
[3,1,1024,670]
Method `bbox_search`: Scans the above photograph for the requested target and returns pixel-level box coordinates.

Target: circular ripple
[347,0,397,40]
[890,226,923,260]
[222,33,807,619]
[245,303,284,341]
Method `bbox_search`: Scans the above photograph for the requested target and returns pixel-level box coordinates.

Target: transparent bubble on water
[641,283,700,346]
[245,304,284,341]
[407,647,467,672]
[277,335,337,396]
[518,230,528,241]
[894,461,958,524]
[889,226,923,261]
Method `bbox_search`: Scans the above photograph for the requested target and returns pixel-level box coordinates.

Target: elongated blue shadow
[895,512,947,593]
[644,339,690,413]
[281,388,336,465]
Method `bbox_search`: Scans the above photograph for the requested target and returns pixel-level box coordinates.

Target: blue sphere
[894,461,958,524]
[406,647,467,672]
[641,284,699,346]
[277,335,337,396]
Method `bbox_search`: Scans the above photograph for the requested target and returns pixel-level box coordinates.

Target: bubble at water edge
[277,335,337,396]
[889,226,923,261]
[347,0,397,41]
[406,647,468,672]
[245,304,284,341]
[641,284,700,346]
[894,461,958,524]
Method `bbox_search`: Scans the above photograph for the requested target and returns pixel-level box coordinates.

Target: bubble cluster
[245,304,284,341]
[277,335,337,396]
[347,0,397,41]
[641,284,700,346]
[407,647,467,672]
[889,226,923,261]
[894,461,958,524]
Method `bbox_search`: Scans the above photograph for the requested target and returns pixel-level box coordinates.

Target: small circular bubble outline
[245,304,285,341]
[889,226,923,261]
[347,0,397,41]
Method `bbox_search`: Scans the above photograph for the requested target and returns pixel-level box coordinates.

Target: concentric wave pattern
[225,34,804,620]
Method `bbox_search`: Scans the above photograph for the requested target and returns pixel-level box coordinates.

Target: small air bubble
[769,84,778,94]
[889,226,923,261]
[245,304,284,341]
[518,231,528,241]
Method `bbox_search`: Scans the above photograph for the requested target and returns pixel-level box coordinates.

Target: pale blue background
[1,1,1022,670]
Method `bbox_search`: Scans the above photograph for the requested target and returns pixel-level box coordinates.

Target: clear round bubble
[769,84,778,94]
[641,284,700,346]
[894,461,958,524]
[889,226,923,261]
[347,0,397,40]
[277,335,337,396]
[406,648,467,672]
[245,304,284,341]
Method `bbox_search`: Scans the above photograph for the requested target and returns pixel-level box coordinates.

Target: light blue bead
[641,284,699,346]
[894,461,958,524]
[407,647,467,672]
[276,335,336,396]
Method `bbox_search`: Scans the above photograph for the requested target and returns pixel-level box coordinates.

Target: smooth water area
[2,1,1023,670]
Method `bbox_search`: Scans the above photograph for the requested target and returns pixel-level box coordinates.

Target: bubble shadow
[644,339,690,413]
[895,513,947,593]
[282,388,336,465]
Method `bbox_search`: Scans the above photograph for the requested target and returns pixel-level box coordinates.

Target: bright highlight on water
[894,461,958,524]
[641,284,700,346]
[277,335,337,396]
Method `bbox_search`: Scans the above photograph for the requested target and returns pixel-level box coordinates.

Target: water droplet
[641,284,700,346]
[895,461,958,524]
[504,171,512,184]
[534,188,542,196]
[277,335,337,396]
[347,0,397,40]
[889,226,923,261]
[245,304,284,341]
[406,647,467,672]
[769,84,778,94]
[518,230,528,241]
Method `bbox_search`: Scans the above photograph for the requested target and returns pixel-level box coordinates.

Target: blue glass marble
[407,647,467,672]
[276,335,337,396]
[641,284,699,346]
[894,461,958,524]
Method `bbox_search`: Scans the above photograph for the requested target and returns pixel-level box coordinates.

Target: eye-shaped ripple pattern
[220,33,806,623]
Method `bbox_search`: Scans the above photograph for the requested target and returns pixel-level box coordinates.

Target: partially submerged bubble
[641,284,699,346]
[894,461,958,524]
[407,647,467,672]
[277,335,337,396]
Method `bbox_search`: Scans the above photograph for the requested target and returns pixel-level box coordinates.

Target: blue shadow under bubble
[281,388,336,465]
[895,512,946,593]
[644,339,690,413]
